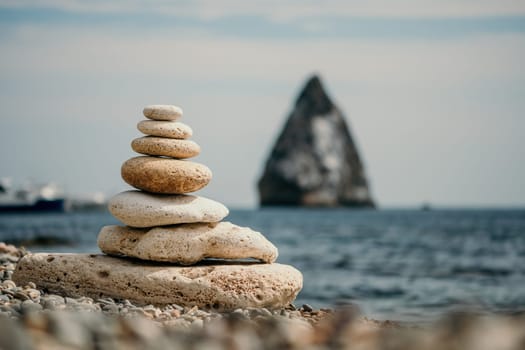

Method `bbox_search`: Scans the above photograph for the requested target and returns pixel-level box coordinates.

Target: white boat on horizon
[0,178,65,213]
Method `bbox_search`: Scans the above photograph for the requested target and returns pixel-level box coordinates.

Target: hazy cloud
[2,0,525,19]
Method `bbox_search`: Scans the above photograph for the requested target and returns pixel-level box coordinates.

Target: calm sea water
[1,208,524,321]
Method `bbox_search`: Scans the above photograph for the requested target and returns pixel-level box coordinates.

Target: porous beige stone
[108,190,228,227]
[143,105,183,121]
[131,137,200,159]
[137,120,193,139]
[97,222,278,264]
[13,253,303,310]
[121,156,211,194]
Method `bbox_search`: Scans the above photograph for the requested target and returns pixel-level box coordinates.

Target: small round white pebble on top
[143,105,183,121]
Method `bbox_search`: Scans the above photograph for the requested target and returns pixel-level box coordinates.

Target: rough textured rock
[137,120,193,139]
[97,222,278,264]
[131,136,201,159]
[143,105,183,121]
[108,190,228,227]
[121,156,212,194]
[12,253,302,310]
[258,75,375,207]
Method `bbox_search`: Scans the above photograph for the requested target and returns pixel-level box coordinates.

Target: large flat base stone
[12,253,302,310]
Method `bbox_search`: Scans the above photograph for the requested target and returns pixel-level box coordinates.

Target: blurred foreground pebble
[2,242,525,349]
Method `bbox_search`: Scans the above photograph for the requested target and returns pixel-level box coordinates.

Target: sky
[0,0,524,208]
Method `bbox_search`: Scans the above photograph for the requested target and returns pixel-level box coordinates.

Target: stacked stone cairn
[13,105,303,310]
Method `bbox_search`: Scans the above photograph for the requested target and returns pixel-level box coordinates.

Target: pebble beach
[3,242,525,350]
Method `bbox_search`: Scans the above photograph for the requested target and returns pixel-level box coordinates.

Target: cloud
[1,0,525,19]
[1,25,524,87]
[2,3,524,42]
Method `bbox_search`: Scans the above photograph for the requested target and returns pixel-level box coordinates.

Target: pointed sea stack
[258,75,375,207]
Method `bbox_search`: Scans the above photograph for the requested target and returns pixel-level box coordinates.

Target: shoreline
[0,242,349,326]
[2,242,525,349]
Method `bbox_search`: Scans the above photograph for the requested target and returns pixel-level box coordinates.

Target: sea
[1,208,524,322]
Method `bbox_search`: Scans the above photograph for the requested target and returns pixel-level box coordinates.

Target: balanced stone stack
[13,105,303,310]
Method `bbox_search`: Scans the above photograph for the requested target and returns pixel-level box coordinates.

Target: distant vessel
[0,178,65,213]
[420,202,432,211]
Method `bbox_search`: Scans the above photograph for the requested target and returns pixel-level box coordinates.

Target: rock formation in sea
[258,75,375,207]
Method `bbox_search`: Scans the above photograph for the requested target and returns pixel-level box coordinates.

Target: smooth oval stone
[131,137,200,159]
[13,253,303,310]
[121,156,211,194]
[108,190,228,227]
[98,222,278,264]
[143,105,183,121]
[137,120,193,139]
